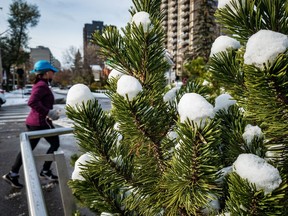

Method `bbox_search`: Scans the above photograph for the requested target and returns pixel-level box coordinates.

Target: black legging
[11,122,60,173]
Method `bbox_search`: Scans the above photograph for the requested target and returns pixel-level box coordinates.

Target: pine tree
[66,0,288,215]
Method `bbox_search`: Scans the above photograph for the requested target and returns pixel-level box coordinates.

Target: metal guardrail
[20,127,75,216]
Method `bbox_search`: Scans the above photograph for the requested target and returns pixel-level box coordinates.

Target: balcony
[168,37,177,43]
[170,20,178,26]
[161,4,168,10]
[180,18,189,25]
[168,32,177,38]
[181,4,190,12]
[171,25,177,31]
[180,0,189,4]
[169,0,177,7]
[169,6,178,13]
[182,25,189,32]
[183,40,190,46]
[181,33,189,40]
[171,13,178,19]
[181,11,190,19]
[172,32,178,37]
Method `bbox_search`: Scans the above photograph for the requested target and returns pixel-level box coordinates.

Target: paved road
[0,103,97,216]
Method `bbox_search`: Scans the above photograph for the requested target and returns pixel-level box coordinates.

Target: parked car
[23,84,33,95]
[0,89,6,107]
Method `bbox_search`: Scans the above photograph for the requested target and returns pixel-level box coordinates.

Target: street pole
[0,6,5,88]
[0,49,2,86]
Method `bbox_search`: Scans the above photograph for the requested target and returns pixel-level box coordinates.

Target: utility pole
[0,49,2,85]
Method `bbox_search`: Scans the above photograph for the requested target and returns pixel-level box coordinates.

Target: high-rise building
[83,21,105,67]
[161,0,219,77]
[83,21,104,49]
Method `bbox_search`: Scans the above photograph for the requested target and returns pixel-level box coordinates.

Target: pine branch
[215,0,288,43]
[177,79,214,103]
[214,105,267,166]
[215,0,262,42]
[160,120,222,215]
[208,49,245,97]
[130,0,163,21]
[242,62,288,162]
[110,91,175,173]
[226,172,287,215]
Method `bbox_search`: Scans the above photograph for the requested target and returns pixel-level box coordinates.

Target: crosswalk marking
[0,105,30,123]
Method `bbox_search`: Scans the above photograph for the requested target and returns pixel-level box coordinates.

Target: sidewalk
[0,121,29,215]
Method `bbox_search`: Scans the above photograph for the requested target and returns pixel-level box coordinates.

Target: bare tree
[62,46,79,68]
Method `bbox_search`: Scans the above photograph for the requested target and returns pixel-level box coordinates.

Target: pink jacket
[26,80,54,126]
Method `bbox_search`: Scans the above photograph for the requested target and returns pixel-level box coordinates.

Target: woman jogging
[3,60,61,189]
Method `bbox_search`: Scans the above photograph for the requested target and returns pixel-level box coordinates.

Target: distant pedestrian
[2,60,61,189]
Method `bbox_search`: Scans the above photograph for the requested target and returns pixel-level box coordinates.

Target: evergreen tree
[72,50,83,78]
[71,50,94,86]
[66,0,288,215]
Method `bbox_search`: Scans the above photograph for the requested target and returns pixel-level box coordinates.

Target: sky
[0,0,133,65]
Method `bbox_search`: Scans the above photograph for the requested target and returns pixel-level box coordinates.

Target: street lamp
[0,6,4,86]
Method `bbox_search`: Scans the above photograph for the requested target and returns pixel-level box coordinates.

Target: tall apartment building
[161,0,218,77]
[83,21,104,49]
[30,46,61,70]
[83,21,105,67]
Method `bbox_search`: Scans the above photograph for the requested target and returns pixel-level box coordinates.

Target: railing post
[20,133,48,216]
[54,152,76,215]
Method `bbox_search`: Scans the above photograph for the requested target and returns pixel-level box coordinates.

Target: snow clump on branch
[100,213,114,216]
[163,86,181,103]
[244,30,288,68]
[217,0,233,9]
[117,75,143,101]
[242,124,263,145]
[216,166,233,184]
[178,93,214,128]
[72,152,95,181]
[233,153,282,194]
[201,193,221,215]
[131,11,151,33]
[214,93,236,112]
[66,84,95,108]
[210,35,241,57]
[217,0,245,10]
